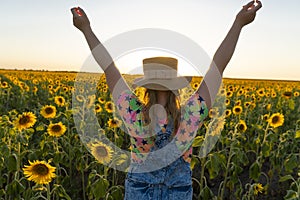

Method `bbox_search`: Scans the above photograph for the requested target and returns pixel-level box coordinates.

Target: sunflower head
[233,105,243,115]
[225,109,232,118]
[105,101,115,113]
[107,118,122,128]
[192,82,200,90]
[225,98,230,106]
[265,104,272,111]
[98,97,106,104]
[282,91,292,98]
[89,141,113,164]
[268,113,284,128]
[54,96,65,107]
[47,122,66,137]
[253,183,264,195]
[262,114,269,121]
[95,104,103,113]
[40,105,56,119]
[14,112,37,131]
[209,108,218,118]
[23,160,56,185]
[256,88,265,97]
[236,120,247,133]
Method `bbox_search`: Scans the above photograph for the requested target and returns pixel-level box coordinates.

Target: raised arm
[198,1,262,109]
[71,7,130,101]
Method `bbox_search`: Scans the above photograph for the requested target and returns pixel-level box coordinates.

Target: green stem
[81,168,86,200]
[46,183,51,200]
[199,157,206,193]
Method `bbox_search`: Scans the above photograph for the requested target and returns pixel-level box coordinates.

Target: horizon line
[0,68,299,82]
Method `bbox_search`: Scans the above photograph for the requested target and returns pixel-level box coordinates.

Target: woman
[71,1,262,199]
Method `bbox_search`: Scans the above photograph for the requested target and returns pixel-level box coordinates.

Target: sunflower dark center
[96,146,108,157]
[106,103,112,110]
[45,107,54,114]
[58,98,63,103]
[272,116,279,123]
[51,125,61,132]
[238,124,245,131]
[19,116,30,125]
[235,108,241,112]
[33,164,49,176]
[283,92,292,97]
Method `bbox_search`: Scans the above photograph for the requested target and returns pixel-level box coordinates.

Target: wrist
[82,26,93,35]
[233,18,244,30]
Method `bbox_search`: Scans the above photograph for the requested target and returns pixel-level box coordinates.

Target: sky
[0,0,299,81]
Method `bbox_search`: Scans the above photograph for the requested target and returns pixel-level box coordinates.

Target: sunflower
[233,105,243,115]
[250,102,256,110]
[226,91,233,98]
[86,95,95,108]
[103,88,108,93]
[219,88,225,95]
[33,86,38,93]
[225,109,232,118]
[98,97,106,104]
[268,113,284,128]
[40,105,56,119]
[265,104,271,111]
[192,82,200,90]
[235,100,242,106]
[256,88,265,97]
[282,91,292,98]
[76,95,85,102]
[14,112,37,131]
[47,122,66,137]
[236,120,247,133]
[253,183,264,195]
[1,81,8,88]
[208,108,218,118]
[89,141,113,164]
[54,96,65,107]
[225,98,230,106]
[105,101,115,113]
[244,101,251,108]
[263,114,269,121]
[107,118,122,128]
[294,91,299,97]
[271,92,277,98]
[95,104,103,113]
[23,160,56,185]
[237,89,244,96]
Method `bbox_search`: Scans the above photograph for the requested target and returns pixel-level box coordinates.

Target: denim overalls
[124,120,193,200]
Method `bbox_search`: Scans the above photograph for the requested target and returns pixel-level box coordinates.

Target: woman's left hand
[236,1,262,28]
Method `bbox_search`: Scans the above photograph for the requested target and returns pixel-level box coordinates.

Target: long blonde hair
[142,89,181,135]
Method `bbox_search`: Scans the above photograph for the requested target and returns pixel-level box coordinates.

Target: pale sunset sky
[0,0,299,81]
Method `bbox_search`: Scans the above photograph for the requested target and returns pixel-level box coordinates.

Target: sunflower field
[0,69,299,200]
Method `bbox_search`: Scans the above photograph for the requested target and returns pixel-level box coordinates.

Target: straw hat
[133,57,191,91]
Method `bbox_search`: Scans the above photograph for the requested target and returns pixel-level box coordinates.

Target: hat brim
[132,76,192,91]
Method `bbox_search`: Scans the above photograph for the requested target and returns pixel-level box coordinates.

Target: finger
[70,7,77,16]
[252,1,262,12]
[78,7,87,16]
[243,1,255,10]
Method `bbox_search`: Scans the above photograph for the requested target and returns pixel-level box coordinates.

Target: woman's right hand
[71,7,91,33]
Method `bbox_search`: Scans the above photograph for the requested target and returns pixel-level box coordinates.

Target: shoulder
[184,92,209,121]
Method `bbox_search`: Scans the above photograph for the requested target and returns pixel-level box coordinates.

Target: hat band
[144,70,177,79]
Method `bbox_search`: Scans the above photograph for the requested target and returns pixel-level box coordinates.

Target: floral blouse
[116,90,208,164]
